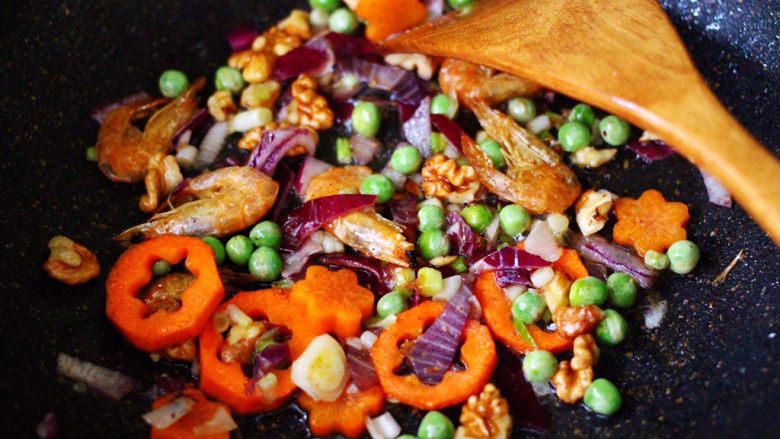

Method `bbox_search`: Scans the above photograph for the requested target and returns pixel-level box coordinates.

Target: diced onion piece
[256,372,279,402]
[212,311,230,333]
[196,121,229,168]
[226,303,252,327]
[175,145,199,169]
[433,275,463,302]
[504,284,527,302]
[644,299,668,329]
[192,406,238,436]
[527,114,551,134]
[524,221,562,262]
[142,397,195,429]
[56,353,136,400]
[530,266,555,289]
[291,334,348,401]
[229,108,272,132]
[366,412,402,439]
[360,330,378,349]
[485,214,501,245]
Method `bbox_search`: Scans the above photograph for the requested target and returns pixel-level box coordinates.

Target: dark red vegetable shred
[315,253,392,294]
[626,139,676,162]
[431,114,465,149]
[282,194,377,246]
[493,345,549,434]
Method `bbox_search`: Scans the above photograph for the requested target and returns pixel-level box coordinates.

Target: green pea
[158,69,189,98]
[479,140,506,168]
[667,240,700,274]
[248,246,283,282]
[460,204,494,233]
[309,0,340,13]
[360,174,395,203]
[85,146,98,162]
[507,97,537,123]
[558,121,590,152]
[607,272,638,308]
[418,204,446,232]
[202,236,226,265]
[584,378,622,416]
[522,350,558,383]
[418,411,454,439]
[599,115,630,146]
[431,94,457,119]
[391,146,423,174]
[431,132,447,154]
[569,103,596,128]
[226,235,254,266]
[329,8,358,34]
[596,309,628,346]
[417,229,450,260]
[644,250,669,270]
[450,255,468,274]
[152,260,171,277]
[499,204,531,236]
[214,66,245,94]
[447,0,474,10]
[512,291,547,324]
[336,137,352,165]
[351,101,381,137]
[377,291,407,318]
[569,276,608,306]
[249,221,282,249]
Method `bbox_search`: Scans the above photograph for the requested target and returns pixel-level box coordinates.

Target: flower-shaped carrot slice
[290,266,375,341]
[613,189,689,256]
[356,0,428,43]
[297,385,385,438]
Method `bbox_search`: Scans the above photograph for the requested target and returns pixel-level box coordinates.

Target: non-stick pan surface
[0,1,778,437]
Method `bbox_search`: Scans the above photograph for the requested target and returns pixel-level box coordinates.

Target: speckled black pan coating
[0,1,777,438]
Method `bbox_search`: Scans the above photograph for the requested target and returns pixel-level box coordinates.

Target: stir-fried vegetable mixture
[50,1,713,437]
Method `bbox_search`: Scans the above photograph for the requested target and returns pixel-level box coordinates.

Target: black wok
[0,0,778,437]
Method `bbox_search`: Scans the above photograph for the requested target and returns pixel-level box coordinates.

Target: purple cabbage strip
[269,160,298,223]
[315,253,392,294]
[390,192,420,231]
[281,237,323,280]
[403,97,432,157]
[342,58,426,106]
[626,139,676,162]
[294,156,333,198]
[172,109,212,146]
[350,134,381,165]
[431,114,466,150]
[408,284,472,385]
[493,345,549,434]
[570,233,658,289]
[274,46,333,81]
[470,245,549,276]
[226,25,258,52]
[494,270,532,288]
[282,194,377,246]
[247,342,290,395]
[247,128,317,176]
[345,338,379,390]
[446,211,484,263]
[323,32,375,60]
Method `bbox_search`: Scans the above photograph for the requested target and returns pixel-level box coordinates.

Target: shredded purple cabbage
[570,233,658,289]
[470,246,548,276]
[315,253,392,294]
[350,134,381,165]
[390,192,420,233]
[269,160,298,223]
[226,26,258,52]
[408,285,472,385]
[342,58,426,106]
[172,109,212,146]
[445,212,484,263]
[403,97,432,157]
[247,342,290,395]
[431,114,465,150]
[493,345,549,433]
[294,156,333,198]
[281,236,323,280]
[247,128,317,176]
[282,194,377,246]
[345,338,379,390]
[494,270,532,288]
[274,46,333,81]
[322,32,375,60]
[626,139,676,162]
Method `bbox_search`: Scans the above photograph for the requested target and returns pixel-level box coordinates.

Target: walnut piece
[552,334,599,403]
[284,74,334,131]
[553,305,604,339]
[43,236,100,285]
[278,9,312,40]
[140,153,183,213]
[570,147,617,168]
[575,189,616,236]
[384,53,436,80]
[422,154,481,204]
[455,384,512,439]
[207,90,237,122]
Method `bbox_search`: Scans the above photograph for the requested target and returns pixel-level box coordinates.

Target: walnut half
[422,154,481,204]
[455,384,512,439]
[552,334,599,404]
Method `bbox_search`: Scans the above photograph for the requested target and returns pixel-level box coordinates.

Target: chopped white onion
[527,114,551,134]
[196,121,229,168]
[175,145,199,169]
[525,221,562,262]
[366,412,402,439]
[484,214,501,245]
[257,372,278,402]
[192,406,238,436]
[468,295,483,320]
[142,397,195,429]
[644,300,668,329]
[175,130,192,151]
[531,266,555,289]
[433,275,463,302]
[546,213,569,236]
[503,284,527,302]
[226,303,252,327]
[56,353,136,400]
[360,330,378,349]
[229,108,273,133]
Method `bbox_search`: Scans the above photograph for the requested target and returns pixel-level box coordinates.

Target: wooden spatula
[383,0,780,245]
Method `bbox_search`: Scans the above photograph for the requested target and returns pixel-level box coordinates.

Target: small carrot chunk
[613,189,689,256]
[356,0,428,43]
[298,385,385,438]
